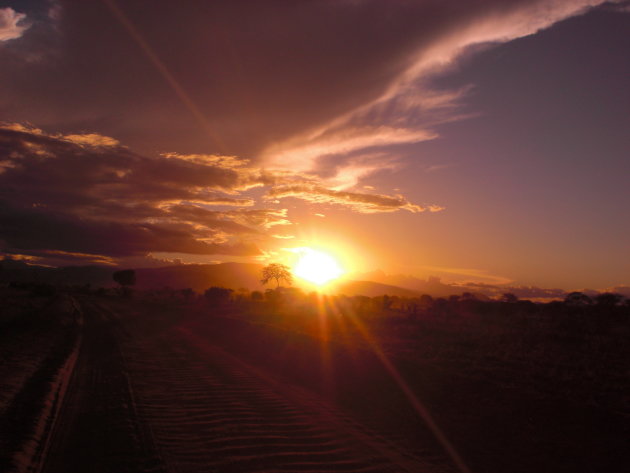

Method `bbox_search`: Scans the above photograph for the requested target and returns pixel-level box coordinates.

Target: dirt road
[34,298,450,473]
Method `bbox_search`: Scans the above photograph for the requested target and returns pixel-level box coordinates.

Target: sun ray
[341,306,473,473]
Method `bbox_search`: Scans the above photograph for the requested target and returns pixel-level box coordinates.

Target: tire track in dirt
[39,299,164,473]
[119,316,444,473]
[0,296,82,473]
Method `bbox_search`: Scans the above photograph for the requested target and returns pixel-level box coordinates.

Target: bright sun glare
[292,248,344,286]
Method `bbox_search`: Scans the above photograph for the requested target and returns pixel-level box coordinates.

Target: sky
[1,0,628,291]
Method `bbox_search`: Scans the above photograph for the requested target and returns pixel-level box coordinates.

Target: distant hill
[348,269,574,301]
[0,259,422,297]
[0,259,113,286]
[331,280,419,298]
[134,262,264,292]
[0,259,582,301]
[0,259,266,293]
[349,270,463,297]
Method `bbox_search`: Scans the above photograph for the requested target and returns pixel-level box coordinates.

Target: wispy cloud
[62,133,121,147]
[1,0,617,185]
[1,249,116,266]
[0,7,28,42]
[197,197,255,207]
[261,0,615,187]
[263,126,437,172]
[266,184,442,214]
[2,122,121,147]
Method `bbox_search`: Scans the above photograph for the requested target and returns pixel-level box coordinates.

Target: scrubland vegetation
[1,281,628,473]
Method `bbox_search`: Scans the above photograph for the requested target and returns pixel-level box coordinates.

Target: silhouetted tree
[594,292,623,307]
[461,292,477,301]
[564,291,592,307]
[264,288,282,307]
[204,286,232,305]
[352,295,371,312]
[261,263,292,288]
[433,297,448,316]
[113,269,135,287]
[500,293,519,303]
[113,269,135,297]
[419,294,434,308]
[180,288,195,300]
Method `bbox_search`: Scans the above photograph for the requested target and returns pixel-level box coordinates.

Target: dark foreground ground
[0,290,628,473]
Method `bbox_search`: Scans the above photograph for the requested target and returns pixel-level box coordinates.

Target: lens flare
[293,248,343,285]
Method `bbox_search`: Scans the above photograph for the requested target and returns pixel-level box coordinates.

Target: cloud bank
[0,123,432,265]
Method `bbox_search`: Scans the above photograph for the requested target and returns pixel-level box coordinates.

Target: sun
[292,248,344,286]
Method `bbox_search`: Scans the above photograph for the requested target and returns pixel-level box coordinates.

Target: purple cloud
[0,122,434,264]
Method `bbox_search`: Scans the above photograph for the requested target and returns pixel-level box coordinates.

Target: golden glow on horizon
[291,247,344,286]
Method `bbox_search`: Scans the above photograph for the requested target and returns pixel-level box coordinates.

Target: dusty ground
[0,293,628,473]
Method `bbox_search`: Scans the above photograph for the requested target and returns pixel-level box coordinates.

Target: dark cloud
[0,122,435,264]
[0,124,274,262]
[0,124,247,207]
[0,0,611,161]
[0,200,261,258]
[1,123,436,264]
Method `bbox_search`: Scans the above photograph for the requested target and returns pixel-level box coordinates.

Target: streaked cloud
[1,249,116,266]
[62,133,120,147]
[3,123,120,147]
[266,184,441,214]
[2,1,616,168]
[264,126,436,172]
[261,0,617,187]
[228,209,292,228]
[198,197,255,207]
[162,153,249,169]
[271,234,295,240]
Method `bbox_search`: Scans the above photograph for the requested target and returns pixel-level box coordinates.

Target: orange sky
[1,1,628,291]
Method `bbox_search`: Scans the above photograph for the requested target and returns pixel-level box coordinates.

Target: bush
[204,286,233,305]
